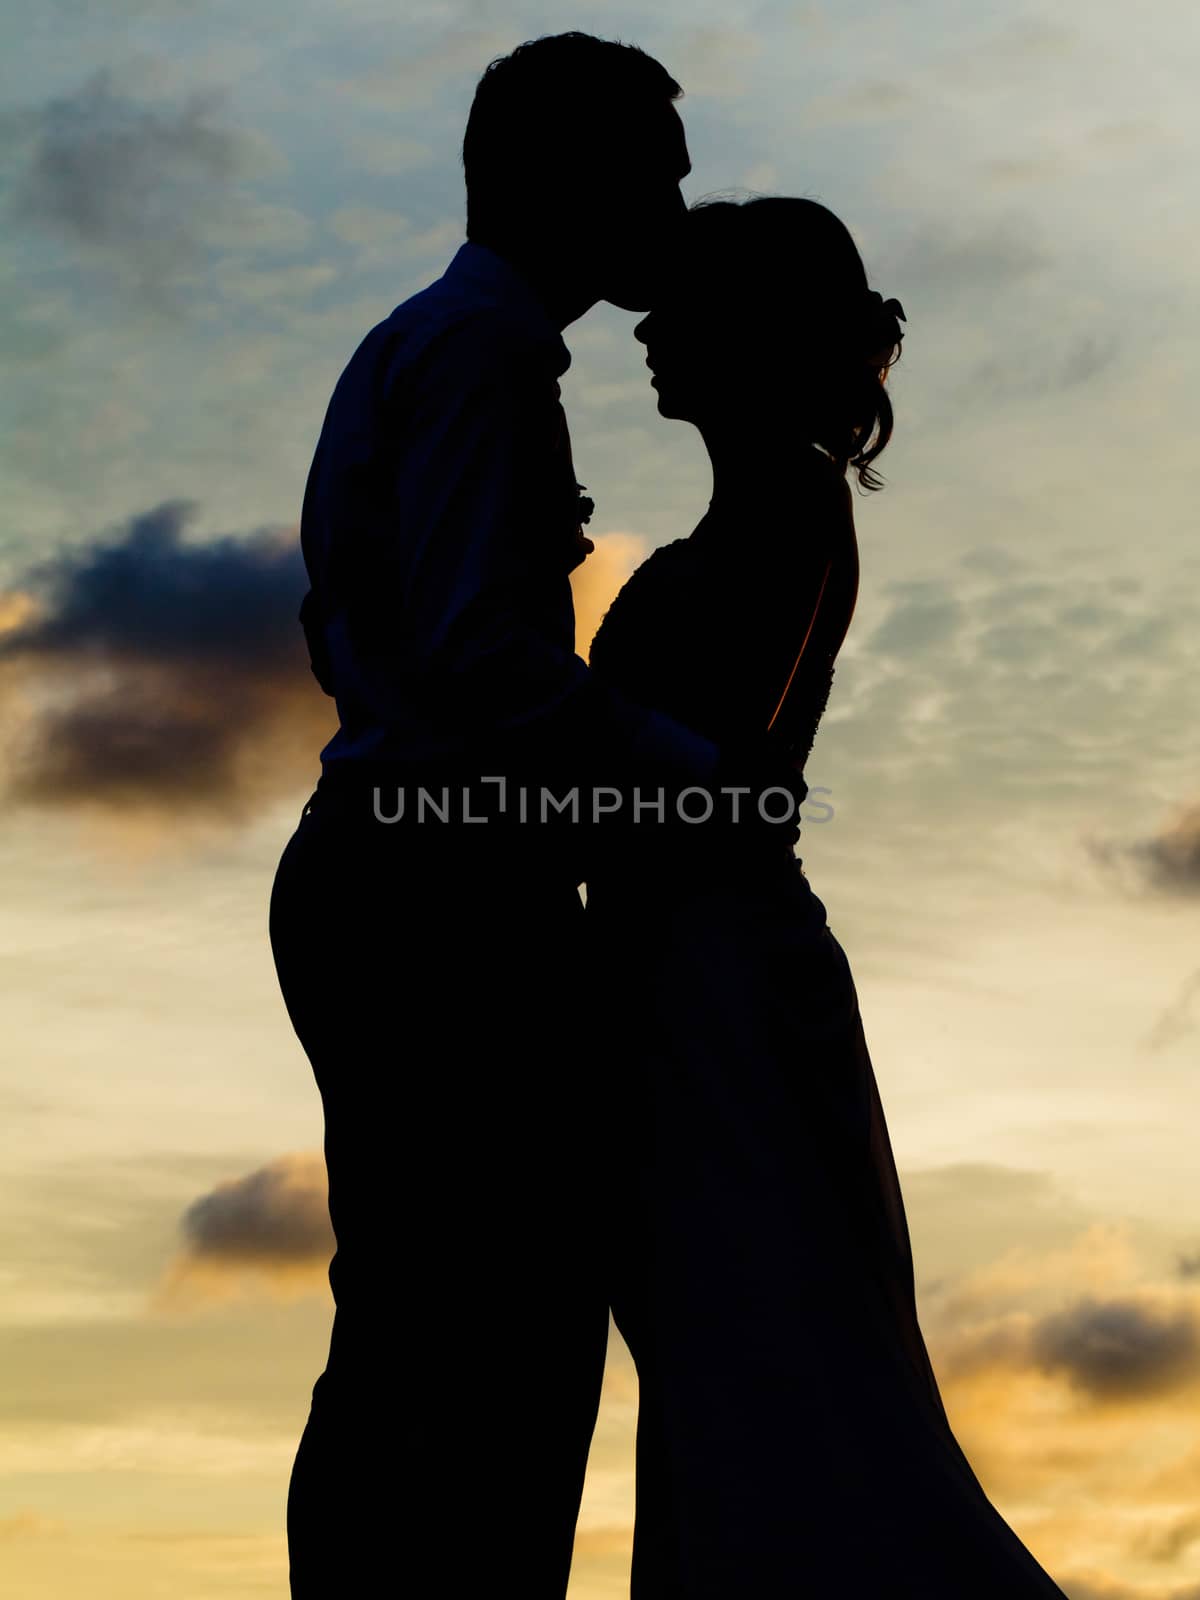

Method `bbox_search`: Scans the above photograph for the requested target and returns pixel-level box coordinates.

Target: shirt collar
[441,240,571,372]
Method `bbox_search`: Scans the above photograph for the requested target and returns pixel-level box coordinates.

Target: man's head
[462,32,690,312]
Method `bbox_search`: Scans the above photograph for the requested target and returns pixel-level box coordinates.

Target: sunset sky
[1,1,1198,1595]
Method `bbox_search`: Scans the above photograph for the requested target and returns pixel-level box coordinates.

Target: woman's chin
[651,383,683,420]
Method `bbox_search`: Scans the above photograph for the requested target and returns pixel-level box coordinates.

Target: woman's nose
[633,315,651,345]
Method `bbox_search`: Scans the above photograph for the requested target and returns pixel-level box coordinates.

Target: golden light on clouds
[0,589,41,634]
[570,529,652,662]
[3,0,1199,1594]
[914,1220,1200,1592]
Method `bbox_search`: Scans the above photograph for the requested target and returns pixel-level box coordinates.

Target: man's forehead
[663,103,691,177]
[615,98,690,173]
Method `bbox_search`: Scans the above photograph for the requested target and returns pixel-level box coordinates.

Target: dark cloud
[1089,800,1200,899]
[178,1153,331,1266]
[4,499,299,663]
[0,499,332,819]
[3,67,269,309]
[1029,1294,1200,1400]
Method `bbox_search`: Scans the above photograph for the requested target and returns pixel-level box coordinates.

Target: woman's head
[634,195,905,490]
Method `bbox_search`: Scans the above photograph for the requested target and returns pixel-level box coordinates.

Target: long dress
[582,462,1068,1598]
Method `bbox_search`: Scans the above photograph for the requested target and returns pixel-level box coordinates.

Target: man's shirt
[298,239,719,784]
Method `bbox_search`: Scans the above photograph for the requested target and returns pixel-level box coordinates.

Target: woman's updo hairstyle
[685,194,905,492]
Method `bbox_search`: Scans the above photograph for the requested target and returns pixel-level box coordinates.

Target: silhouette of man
[269,31,807,1597]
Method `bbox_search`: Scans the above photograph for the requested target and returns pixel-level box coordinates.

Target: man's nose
[633,316,653,345]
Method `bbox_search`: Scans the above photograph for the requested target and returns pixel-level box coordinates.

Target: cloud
[0,1513,288,1596]
[901,1162,1093,1289]
[815,553,1195,853]
[342,130,436,178]
[1087,799,1200,899]
[866,582,964,655]
[151,1152,332,1309]
[924,1216,1200,1401]
[1029,1294,1200,1401]
[0,502,672,836]
[1128,1509,1200,1565]
[979,155,1066,187]
[0,499,332,828]
[3,66,294,311]
[1129,802,1200,895]
[326,204,412,247]
[334,27,513,109]
[1053,1578,1173,1600]
[958,543,1029,578]
[880,214,1052,304]
[921,1215,1200,1379]
[670,26,762,98]
[897,1210,1200,1591]
[0,1508,65,1541]
[964,330,1118,405]
[797,78,918,127]
[179,1153,331,1263]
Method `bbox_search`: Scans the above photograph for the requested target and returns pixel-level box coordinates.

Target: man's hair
[462,32,682,241]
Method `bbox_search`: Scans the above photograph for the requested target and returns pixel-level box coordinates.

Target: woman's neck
[699,420,844,514]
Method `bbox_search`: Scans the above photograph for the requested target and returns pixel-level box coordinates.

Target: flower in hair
[566,482,595,572]
[862,290,906,366]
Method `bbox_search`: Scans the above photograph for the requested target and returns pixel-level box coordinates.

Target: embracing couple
[269,30,1068,1600]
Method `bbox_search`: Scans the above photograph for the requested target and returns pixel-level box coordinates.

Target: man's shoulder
[326,263,565,431]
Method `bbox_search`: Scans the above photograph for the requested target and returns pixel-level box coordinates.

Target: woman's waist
[585,832,810,899]
[585,849,831,956]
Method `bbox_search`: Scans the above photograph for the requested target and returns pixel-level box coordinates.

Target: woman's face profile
[633,258,718,425]
[634,218,776,430]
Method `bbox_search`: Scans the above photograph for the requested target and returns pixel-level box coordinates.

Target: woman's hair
[462,33,682,243]
[686,195,903,492]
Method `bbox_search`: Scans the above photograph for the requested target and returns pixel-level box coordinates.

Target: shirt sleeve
[377,314,721,788]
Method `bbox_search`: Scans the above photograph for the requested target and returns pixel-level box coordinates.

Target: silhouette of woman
[584,197,1070,1598]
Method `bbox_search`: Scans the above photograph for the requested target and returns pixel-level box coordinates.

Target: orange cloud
[911,1219,1200,1593]
[570,529,653,662]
